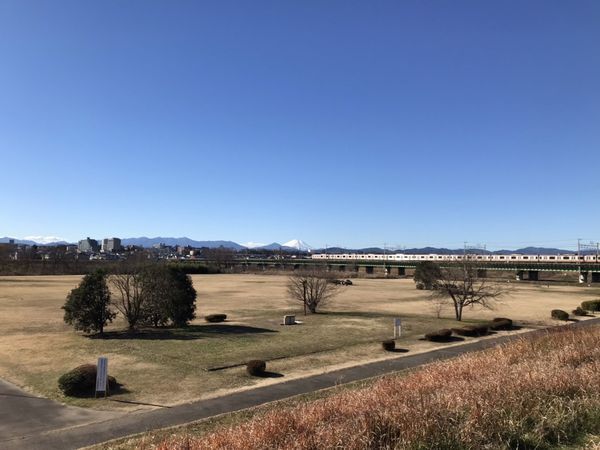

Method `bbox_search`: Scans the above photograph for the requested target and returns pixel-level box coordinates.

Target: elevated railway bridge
[202,258,600,283]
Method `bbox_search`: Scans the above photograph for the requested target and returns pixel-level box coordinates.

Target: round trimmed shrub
[58,364,117,397]
[205,314,227,323]
[572,307,588,316]
[493,317,513,326]
[489,319,513,331]
[382,340,395,351]
[472,324,489,336]
[425,329,453,342]
[581,300,600,312]
[551,309,569,321]
[453,325,488,337]
[415,282,425,290]
[452,327,478,337]
[246,360,266,376]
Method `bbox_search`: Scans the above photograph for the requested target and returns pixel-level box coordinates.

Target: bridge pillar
[397,267,406,276]
[516,271,524,281]
[365,266,374,275]
[528,271,539,281]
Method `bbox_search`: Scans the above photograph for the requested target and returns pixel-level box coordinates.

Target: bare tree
[287,269,342,314]
[431,262,506,321]
[428,296,447,319]
[110,269,146,330]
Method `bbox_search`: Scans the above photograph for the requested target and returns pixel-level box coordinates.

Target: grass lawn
[0,274,598,409]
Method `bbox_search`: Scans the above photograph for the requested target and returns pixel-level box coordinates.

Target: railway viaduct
[200,259,600,283]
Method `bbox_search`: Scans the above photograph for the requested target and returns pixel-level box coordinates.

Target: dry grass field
[0,274,598,410]
[136,324,600,450]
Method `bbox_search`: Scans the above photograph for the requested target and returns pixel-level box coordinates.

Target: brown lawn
[0,274,597,410]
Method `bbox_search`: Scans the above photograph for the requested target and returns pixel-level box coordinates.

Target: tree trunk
[456,303,463,321]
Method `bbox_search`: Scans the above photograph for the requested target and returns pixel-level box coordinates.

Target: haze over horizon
[2,1,599,249]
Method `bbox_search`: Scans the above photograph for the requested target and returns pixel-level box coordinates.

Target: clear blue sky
[1,1,599,249]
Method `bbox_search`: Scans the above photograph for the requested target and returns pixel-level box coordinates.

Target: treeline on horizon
[0,259,222,276]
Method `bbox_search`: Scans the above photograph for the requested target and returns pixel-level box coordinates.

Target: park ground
[0,274,598,410]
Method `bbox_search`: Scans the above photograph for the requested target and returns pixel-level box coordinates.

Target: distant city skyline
[2,1,599,249]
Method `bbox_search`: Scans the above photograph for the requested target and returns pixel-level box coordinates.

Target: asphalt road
[1,318,598,450]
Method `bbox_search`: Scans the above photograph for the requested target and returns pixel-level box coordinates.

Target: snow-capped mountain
[0,236,71,246]
[243,242,267,249]
[23,235,67,244]
[282,239,313,251]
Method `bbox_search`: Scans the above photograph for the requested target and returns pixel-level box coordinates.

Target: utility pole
[578,238,582,284]
[383,242,387,277]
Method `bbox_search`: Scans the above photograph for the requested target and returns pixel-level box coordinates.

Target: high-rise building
[78,237,100,253]
[101,237,122,253]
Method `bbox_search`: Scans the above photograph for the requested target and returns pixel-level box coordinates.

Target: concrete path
[2,318,598,450]
[0,378,120,448]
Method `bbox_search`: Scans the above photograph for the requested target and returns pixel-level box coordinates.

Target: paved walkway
[0,378,119,448]
[2,318,598,450]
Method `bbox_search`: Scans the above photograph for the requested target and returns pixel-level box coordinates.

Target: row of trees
[414,261,506,321]
[63,265,197,335]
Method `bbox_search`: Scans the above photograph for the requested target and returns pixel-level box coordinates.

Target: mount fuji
[281,239,313,251]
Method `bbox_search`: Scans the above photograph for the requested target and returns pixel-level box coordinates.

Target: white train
[311,253,600,263]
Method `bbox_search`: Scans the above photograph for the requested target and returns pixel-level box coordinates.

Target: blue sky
[1,1,599,249]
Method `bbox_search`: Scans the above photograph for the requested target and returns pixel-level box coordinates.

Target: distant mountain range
[0,237,71,246]
[318,246,576,255]
[120,237,246,250]
[0,236,577,254]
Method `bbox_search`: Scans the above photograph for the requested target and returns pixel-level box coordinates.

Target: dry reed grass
[150,325,600,450]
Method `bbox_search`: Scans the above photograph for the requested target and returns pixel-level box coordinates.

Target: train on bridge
[311,253,599,263]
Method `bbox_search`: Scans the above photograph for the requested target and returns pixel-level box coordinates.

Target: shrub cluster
[58,364,117,397]
[572,307,588,316]
[381,340,395,351]
[205,314,227,323]
[581,300,600,312]
[246,360,266,376]
[424,329,453,342]
[551,309,569,321]
[452,319,512,337]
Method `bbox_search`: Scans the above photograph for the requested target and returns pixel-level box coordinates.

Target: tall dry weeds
[150,325,600,450]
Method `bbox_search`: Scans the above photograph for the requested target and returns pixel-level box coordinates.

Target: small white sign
[95,357,108,396]
[394,318,402,339]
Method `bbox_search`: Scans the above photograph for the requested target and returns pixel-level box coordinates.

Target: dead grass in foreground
[147,324,600,450]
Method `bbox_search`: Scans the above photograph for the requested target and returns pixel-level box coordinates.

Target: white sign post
[95,357,108,398]
[394,318,402,339]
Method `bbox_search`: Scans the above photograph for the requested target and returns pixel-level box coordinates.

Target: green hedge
[581,300,600,312]
[58,364,117,397]
[425,329,453,342]
[205,314,227,323]
[551,309,569,321]
[382,340,395,351]
[246,360,267,376]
